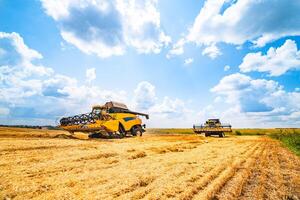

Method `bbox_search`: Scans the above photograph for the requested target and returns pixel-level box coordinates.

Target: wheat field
[0,127,299,200]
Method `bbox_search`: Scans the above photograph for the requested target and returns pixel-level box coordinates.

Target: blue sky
[0,0,300,127]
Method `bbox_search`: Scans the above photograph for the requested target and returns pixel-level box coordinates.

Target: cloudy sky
[0,0,300,128]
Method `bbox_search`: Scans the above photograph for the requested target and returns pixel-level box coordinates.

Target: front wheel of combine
[118,124,126,138]
[131,126,143,136]
[219,132,225,138]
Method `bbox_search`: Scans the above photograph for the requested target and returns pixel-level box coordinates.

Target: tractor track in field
[119,141,255,200]
[0,128,299,200]
[213,144,267,200]
[177,144,261,200]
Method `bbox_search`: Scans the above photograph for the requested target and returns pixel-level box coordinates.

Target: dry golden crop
[0,127,299,199]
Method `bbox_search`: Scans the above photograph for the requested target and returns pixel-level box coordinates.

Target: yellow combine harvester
[193,119,232,137]
[59,101,149,138]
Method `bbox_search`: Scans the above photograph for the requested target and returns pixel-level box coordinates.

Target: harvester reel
[60,112,103,126]
[73,115,80,125]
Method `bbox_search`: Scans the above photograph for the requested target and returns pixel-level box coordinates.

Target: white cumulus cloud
[184,58,193,65]
[0,32,126,123]
[239,39,300,76]
[132,81,194,127]
[211,73,278,111]
[210,73,300,126]
[149,96,190,117]
[201,43,221,59]
[224,65,230,71]
[41,0,170,57]
[187,0,300,57]
[0,31,193,127]
[134,81,156,111]
[167,38,185,58]
[86,68,96,83]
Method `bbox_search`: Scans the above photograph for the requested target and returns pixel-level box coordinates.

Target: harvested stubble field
[0,127,299,200]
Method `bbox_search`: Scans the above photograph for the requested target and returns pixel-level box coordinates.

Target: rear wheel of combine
[131,126,143,136]
[219,132,225,138]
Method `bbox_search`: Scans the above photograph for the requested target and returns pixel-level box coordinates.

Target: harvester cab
[91,105,104,114]
[59,101,149,138]
[193,119,232,137]
[205,119,221,127]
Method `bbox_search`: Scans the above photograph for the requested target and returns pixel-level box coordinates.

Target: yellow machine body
[59,101,148,137]
[61,113,142,133]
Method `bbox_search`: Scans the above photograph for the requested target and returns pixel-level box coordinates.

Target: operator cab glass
[92,107,103,115]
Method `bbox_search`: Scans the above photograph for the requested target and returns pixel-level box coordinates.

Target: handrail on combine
[122,110,149,119]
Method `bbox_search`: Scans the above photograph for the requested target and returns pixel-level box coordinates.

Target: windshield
[92,107,103,115]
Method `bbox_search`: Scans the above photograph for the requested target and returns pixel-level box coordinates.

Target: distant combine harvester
[193,119,232,137]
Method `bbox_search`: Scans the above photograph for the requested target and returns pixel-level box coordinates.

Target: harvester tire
[219,132,225,138]
[131,126,143,136]
[89,132,101,138]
